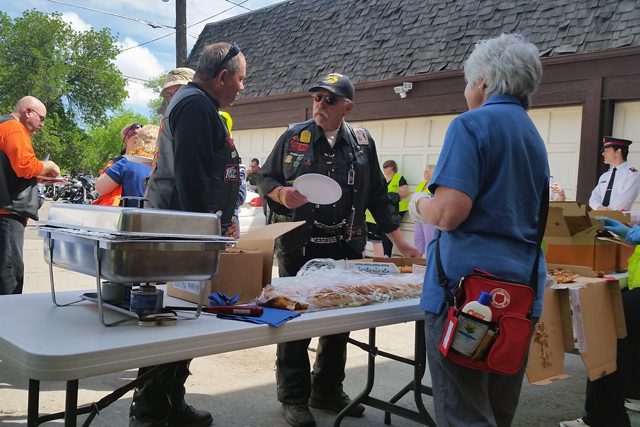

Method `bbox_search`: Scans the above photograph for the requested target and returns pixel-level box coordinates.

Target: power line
[47,0,175,29]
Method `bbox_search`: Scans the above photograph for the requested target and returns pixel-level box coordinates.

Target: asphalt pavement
[0,201,637,426]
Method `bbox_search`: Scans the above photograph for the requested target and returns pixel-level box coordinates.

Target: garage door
[612,101,640,212]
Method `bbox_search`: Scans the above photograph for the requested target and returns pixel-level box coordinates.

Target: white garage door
[233,106,583,249]
[613,101,640,212]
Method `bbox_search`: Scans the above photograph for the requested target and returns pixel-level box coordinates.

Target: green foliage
[84,110,151,174]
[146,74,166,117]
[0,10,134,172]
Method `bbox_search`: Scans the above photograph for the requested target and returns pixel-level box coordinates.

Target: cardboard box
[526,276,626,385]
[545,202,618,272]
[373,257,426,267]
[168,221,305,304]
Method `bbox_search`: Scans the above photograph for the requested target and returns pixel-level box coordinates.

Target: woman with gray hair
[408,33,549,425]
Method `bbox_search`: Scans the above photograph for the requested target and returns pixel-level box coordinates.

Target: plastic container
[451,291,493,356]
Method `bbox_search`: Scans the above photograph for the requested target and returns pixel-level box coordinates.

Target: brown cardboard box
[526,276,627,384]
[545,202,618,272]
[168,221,305,304]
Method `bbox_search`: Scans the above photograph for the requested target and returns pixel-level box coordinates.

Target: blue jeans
[0,215,25,295]
[424,310,528,427]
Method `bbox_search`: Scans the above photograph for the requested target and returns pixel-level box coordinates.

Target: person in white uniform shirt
[589,136,640,211]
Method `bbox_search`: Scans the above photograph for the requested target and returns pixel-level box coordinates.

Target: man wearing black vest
[0,96,59,295]
[136,42,246,427]
[259,73,419,427]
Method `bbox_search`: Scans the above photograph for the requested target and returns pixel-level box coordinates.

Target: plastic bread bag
[256,259,423,312]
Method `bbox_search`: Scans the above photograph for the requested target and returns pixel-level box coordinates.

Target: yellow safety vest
[415,180,431,195]
[389,173,409,212]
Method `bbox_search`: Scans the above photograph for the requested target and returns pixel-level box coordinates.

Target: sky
[2,0,288,115]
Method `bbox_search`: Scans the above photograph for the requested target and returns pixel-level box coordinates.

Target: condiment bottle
[461,291,493,322]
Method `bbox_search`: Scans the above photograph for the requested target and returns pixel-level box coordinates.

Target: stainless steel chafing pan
[40,227,228,282]
[43,204,221,238]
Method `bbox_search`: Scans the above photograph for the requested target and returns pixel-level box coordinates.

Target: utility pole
[175,0,187,67]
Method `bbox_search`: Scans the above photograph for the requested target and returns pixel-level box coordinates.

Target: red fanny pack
[438,270,535,375]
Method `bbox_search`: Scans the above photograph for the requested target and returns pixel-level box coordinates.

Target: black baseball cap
[309,73,355,101]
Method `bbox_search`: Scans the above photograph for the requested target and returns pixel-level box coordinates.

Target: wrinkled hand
[226,217,239,239]
[408,192,428,223]
[281,187,308,209]
[395,240,421,258]
[595,217,630,238]
[40,160,60,177]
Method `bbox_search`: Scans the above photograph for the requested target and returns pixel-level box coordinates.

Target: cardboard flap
[526,288,568,385]
[236,221,305,286]
[546,203,593,237]
[588,210,631,225]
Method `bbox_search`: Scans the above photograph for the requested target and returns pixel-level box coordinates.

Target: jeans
[0,215,25,295]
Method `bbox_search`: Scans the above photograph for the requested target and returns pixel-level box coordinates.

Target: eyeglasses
[311,93,347,106]
[211,42,241,78]
[28,108,45,123]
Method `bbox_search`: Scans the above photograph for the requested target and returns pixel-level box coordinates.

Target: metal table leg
[27,379,40,426]
[335,321,435,427]
[65,380,78,427]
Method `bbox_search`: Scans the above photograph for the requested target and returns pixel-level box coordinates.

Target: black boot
[129,365,174,427]
[168,360,212,427]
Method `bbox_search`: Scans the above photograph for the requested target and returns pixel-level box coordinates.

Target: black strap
[435,180,549,303]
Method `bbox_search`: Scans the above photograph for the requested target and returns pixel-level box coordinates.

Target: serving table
[0,291,433,426]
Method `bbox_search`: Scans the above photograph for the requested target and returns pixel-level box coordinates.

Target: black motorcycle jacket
[0,115,41,221]
[259,119,398,254]
[145,83,240,229]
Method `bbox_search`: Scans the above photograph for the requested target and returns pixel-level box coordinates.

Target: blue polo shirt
[422,95,549,317]
[105,158,151,207]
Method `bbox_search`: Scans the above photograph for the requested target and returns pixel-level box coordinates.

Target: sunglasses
[28,108,45,123]
[311,93,346,106]
[211,42,241,78]
[124,123,143,141]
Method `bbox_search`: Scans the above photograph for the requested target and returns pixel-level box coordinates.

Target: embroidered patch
[284,154,293,164]
[224,164,239,181]
[290,141,310,152]
[300,130,311,143]
[355,128,368,145]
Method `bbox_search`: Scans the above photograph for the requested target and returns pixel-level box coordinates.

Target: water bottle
[451,291,493,356]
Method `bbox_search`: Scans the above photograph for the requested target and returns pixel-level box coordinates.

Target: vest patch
[224,164,239,181]
[355,128,368,145]
[289,141,309,152]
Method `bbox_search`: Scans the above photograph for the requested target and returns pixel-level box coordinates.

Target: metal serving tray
[43,204,221,239]
[40,227,228,282]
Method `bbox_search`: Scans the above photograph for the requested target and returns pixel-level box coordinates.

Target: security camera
[402,82,413,91]
[393,86,403,94]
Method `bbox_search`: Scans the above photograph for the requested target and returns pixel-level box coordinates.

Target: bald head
[12,96,46,134]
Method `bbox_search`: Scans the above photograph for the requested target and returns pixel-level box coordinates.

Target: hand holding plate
[281,187,308,209]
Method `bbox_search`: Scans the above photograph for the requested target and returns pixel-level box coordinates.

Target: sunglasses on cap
[124,123,143,141]
[311,93,346,106]
[211,42,241,78]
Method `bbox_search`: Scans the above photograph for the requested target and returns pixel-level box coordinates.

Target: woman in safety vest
[381,159,409,257]
[414,165,436,257]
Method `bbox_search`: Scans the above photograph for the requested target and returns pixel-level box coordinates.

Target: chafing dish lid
[42,204,222,238]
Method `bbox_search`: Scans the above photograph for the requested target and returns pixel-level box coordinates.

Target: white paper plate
[124,154,153,164]
[293,173,342,205]
[37,176,68,184]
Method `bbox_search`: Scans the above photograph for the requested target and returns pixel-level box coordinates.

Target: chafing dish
[40,204,232,325]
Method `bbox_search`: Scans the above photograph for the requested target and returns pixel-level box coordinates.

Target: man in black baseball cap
[259,73,419,427]
[309,73,355,101]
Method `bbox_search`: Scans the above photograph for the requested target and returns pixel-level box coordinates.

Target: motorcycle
[53,173,96,204]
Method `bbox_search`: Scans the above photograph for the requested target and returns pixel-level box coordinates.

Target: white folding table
[0,291,433,426]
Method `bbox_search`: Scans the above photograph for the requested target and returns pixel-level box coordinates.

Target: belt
[309,227,366,245]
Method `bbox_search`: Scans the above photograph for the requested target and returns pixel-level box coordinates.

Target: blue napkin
[217,307,300,328]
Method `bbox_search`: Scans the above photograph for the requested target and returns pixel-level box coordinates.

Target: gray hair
[463,33,542,109]
[196,42,245,80]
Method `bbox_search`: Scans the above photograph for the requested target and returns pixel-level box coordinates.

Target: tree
[146,74,166,116]
[0,10,130,171]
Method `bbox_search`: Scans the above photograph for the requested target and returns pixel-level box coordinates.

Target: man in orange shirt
[0,96,59,295]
